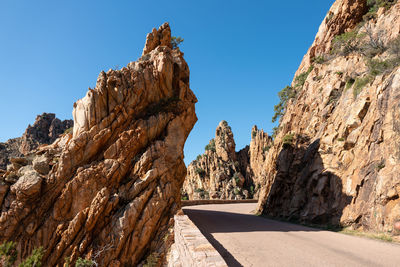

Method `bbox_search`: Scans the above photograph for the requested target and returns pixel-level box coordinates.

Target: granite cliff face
[0,113,72,171]
[258,0,400,232]
[0,22,197,266]
[183,121,271,200]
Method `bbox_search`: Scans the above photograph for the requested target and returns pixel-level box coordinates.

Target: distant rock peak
[183,121,272,201]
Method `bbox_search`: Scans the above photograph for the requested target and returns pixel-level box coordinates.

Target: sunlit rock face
[257,1,400,232]
[0,22,197,266]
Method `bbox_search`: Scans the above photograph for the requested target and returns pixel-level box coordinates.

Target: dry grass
[338,228,394,243]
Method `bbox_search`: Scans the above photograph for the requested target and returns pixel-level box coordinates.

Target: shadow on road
[184,208,321,234]
[184,208,320,267]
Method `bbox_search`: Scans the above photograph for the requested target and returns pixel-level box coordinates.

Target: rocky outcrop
[0,113,72,170]
[247,126,273,198]
[0,22,197,266]
[183,121,272,200]
[0,138,22,171]
[20,113,73,155]
[183,121,249,200]
[258,0,400,232]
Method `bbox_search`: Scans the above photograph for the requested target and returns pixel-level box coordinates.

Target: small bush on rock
[353,76,372,98]
[205,139,216,152]
[171,36,184,49]
[0,241,17,267]
[75,257,96,267]
[195,168,206,178]
[283,133,295,146]
[272,86,296,123]
[19,247,44,267]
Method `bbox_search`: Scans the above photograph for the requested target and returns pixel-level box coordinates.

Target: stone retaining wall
[182,199,258,207]
[167,214,227,267]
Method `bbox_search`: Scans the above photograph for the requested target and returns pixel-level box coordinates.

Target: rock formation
[183,121,272,200]
[248,126,273,198]
[0,113,72,170]
[257,0,400,232]
[0,22,197,266]
[20,113,73,155]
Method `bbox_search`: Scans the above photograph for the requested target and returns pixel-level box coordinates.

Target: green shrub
[75,257,96,267]
[388,36,400,57]
[64,127,73,134]
[171,36,184,49]
[335,71,343,75]
[271,66,313,123]
[271,127,279,140]
[205,139,216,152]
[326,12,334,22]
[64,257,71,267]
[181,195,188,200]
[250,185,254,195]
[345,78,355,90]
[338,137,345,142]
[263,145,271,153]
[233,172,240,184]
[19,247,44,267]
[195,168,206,178]
[328,89,342,105]
[194,188,205,193]
[353,76,372,98]
[376,161,385,170]
[252,131,257,138]
[233,187,240,195]
[221,120,228,126]
[196,155,202,161]
[314,75,323,81]
[332,30,361,55]
[364,0,396,20]
[272,86,296,123]
[143,252,159,267]
[283,133,295,146]
[312,55,326,64]
[0,241,17,267]
[294,66,314,89]
[367,58,394,76]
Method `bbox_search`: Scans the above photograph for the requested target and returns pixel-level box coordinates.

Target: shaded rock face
[0,113,72,170]
[0,22,197,266]
[183,121,271,200]
[258,1,400,232]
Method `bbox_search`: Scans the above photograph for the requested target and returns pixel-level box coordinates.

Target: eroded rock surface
[183,121,271,200]
[0,22,197,266]
[258,1,400,232]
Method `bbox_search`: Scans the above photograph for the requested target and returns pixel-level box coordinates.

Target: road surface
[183,203,400,267]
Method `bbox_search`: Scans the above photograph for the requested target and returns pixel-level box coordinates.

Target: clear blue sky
[0,0,334,164]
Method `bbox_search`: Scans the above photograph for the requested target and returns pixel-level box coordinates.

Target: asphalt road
[183,203,400,267]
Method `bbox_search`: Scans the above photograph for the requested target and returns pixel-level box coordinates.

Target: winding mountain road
[183,203,400,267]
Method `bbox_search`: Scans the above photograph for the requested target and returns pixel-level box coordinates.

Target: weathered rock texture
[258,1,400,232]
[0,113,72,170]
[183,121,271,200]
[0,22,197,266]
